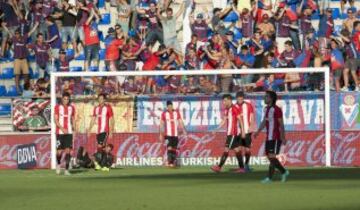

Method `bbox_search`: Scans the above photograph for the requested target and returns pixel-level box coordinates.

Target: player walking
[88,93,115,170]
[55,92,76,175]
[159,101,187,168]
[254,91,290,183]
[211,94,246,173]
[235,92,254,172]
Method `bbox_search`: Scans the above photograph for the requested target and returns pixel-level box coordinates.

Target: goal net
[50,68,331,169]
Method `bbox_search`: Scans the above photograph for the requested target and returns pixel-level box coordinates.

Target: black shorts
[265,140,282,155]
[165,136,179,148]
[240,133,252,148]
[56,134,73,150]
[96,132,108,145]
[225,135,240,149]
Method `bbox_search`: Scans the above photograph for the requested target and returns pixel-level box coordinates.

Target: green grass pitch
[1,167,360,210]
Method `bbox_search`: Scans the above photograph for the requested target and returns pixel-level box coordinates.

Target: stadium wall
[1,92,360,169]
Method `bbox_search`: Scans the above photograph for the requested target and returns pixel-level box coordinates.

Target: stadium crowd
[0,0,359,96]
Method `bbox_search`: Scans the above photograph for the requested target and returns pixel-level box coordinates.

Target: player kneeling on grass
[159,101,187,168]
[254,91,289,183]
[87,93,114,170]
[55,92,77,175]
[211,94,246,173]
[235,91,254,172]
[94,144,115,172]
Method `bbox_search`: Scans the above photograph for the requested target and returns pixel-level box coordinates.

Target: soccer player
[87,93,115,170]
[54,92,76,175]
[254,91,290,183]
[211,94,245,173]
[159,101,187,168]
[235,92,254,171]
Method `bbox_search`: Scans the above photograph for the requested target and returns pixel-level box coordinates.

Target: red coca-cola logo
[0,135,51,168]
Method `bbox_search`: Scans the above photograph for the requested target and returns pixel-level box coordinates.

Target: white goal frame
[50,67,331,169]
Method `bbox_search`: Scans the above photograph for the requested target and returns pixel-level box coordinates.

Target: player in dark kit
[159,101,187,168]
[54,92,77,175]
[254,91,290,183]
[211,94,246,173]
[235,92,254,172]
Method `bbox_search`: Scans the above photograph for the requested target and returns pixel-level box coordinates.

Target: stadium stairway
[0,98,13,132]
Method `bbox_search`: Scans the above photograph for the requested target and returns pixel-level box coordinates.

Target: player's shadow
[80,167,360,183]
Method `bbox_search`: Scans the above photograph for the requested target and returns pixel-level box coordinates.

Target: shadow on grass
[79,167,360,182]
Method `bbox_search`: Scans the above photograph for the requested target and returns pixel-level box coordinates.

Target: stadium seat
[311,11,320,20]
[70,66,83,72]
[332,8,341,19]
[28,54,36,62]
[66,49,75,57]
[98,0,105,8]
[29,68,40,79]
[99,49,106,60]
[75,53,86,60]
[1,68,14,79]
[0,103,11,116]
[6,85,19,97]
[98,31,105,42]
[223,11,239,22]
[0,85,6,96]
[334,25,342,34]
[89,66,99,72]
[99,14,111,25]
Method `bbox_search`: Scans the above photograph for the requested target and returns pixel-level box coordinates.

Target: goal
[50,68,331,169]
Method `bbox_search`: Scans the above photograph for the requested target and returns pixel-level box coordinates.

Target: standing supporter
[83,9,100,71]
[45,17,62,59]
[137,2,164,46]
[189,12,211,48]
[27,33,51,78]
[117,0,131,34]
[330,39,345,92]
[55,0,78,51]
[104,27,124,71]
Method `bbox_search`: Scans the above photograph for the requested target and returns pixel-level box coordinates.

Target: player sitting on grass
[234,91,254,172]
[254,91,290,183]
[94,144,115,172]
[159,101,187,168]
[211,94,246,173]
[87,93,114,170]
[54,92,76,175]
[73,146,94,169]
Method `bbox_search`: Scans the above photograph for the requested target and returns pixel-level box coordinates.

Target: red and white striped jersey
[265,105,283,141]
[225,105,240,136]
[235,102,254,134]
[92,104,114,134]
[55,104,75,134]
[161,110,182,137]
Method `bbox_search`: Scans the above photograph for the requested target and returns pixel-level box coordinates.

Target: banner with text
[136,93,325,132]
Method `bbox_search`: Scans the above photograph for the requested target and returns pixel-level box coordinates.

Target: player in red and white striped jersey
[254,91,289,183]
[54,92,77,175]
[159,101,187,168]
[88,93,115,170]
[235,91,254,171]
[211,94,246,173]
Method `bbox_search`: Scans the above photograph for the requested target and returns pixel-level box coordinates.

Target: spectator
[104,27,124,71]
[27,33,51,79]
[83,8,101,71]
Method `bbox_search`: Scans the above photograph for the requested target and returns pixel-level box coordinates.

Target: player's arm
[55,113,67,134]
[212,117,226,134]
[159,117,165,142]
[109,115,114,139]
[278,118,286,144]
[253,118,266,139]
[237,114,245,138]
[179,117,187,135]
[87,116,96,137]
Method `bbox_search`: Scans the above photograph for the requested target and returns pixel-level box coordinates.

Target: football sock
[56,153,61,165]
[268,163,275,179]
[272,158,286,174]
[219,152,229,167]
[235,151,244,168]
[65,153,71,170]
[245,152,251,165]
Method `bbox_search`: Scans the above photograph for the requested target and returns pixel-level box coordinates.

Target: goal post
[50,67,331,169]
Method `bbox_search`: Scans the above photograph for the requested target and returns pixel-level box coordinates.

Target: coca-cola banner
[0,135,50,169]
[331,92,360,131]
[76,131,360,167]
[136,93,325,132]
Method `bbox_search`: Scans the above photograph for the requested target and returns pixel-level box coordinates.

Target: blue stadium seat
[0,103,11,116]
[2,68,14,79]
[6,85,19,97]
[89,66,99,72]
[28,54,36,62]
[99,49,106,60]
[311,11,320,20]
[98,0,105,8]
[75,53,86,60]
[99,13,111,25]
[98,31,105,42]
[332,8,341,19]
[29,68,40,79]
[70,66,83,72]
[0,85,6,96]
[223,11,239,22]
[66,49,75,57]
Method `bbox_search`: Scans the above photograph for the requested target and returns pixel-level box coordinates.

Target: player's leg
[262,140,288,183]
[63,134,73,175]
[166,136,178,167]
[244,133,252,171]
[94,133,107,170]
[233,136,245,173]
[211,135,232,172]
[56,135,64,175]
